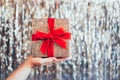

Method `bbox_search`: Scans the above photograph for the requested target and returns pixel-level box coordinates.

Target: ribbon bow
[32,18,71,57]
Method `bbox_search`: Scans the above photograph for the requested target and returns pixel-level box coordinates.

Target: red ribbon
[32,18,71,57]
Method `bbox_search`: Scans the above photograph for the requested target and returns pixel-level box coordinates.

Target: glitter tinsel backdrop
[0,0,120,80]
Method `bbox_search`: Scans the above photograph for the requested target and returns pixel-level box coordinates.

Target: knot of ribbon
[32,18,71,57]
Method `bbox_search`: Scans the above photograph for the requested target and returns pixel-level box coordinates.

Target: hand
[6,56,68,80]
[24,56,68,68]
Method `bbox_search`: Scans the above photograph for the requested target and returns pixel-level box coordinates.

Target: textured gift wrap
[31,18,71,57]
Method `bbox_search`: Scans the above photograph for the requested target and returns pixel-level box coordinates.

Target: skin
[6,56,67,80]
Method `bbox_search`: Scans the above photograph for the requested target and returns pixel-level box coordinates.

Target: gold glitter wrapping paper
[32,19,70,57]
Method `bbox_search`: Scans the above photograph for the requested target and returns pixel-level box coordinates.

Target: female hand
[6,56,68,80]
[24,56,68,68]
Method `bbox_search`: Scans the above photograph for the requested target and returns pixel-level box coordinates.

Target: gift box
[31,18,71,57]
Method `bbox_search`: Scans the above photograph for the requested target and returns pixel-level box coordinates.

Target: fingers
[41,57,69,65]
[31,57,69,66]
[31,57,56,66]
[40,57,57,65]
[25,56,69,68]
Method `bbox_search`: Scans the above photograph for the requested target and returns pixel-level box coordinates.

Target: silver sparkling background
[0,0,120,80]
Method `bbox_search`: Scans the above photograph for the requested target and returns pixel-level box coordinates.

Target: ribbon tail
[40,39,50,55]
[47,40,54,57]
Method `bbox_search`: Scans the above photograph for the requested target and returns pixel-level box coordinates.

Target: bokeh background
[0,0,120,80]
